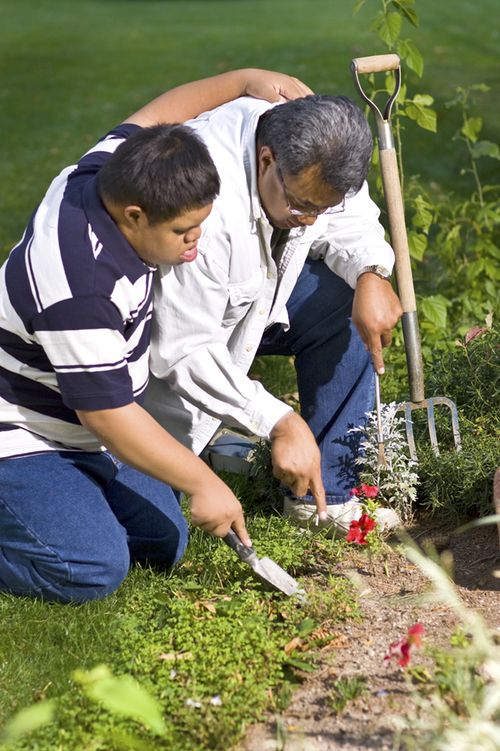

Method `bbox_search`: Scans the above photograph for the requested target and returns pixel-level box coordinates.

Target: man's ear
[257,145,276,177]
[122,205,145,227]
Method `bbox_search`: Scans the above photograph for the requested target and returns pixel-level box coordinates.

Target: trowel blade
[223,530,306,601]
[254,556,307,601]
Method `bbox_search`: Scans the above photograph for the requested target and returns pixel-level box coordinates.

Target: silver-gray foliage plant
[349,402,419,523]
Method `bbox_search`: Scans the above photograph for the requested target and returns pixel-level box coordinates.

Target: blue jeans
[0,451,188,603]
[258,258,374,504]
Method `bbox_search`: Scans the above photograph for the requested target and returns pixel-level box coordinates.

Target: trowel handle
[223,530,256,563]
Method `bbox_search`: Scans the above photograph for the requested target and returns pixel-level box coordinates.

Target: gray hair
[256,95,373,194]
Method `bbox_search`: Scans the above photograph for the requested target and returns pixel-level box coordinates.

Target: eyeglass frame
[276,164,346,217]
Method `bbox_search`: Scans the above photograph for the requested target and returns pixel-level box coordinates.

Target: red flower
[360,484,379,498]
[346,522,366,544]
[346,513,377,545]
[384,623,425,668]
[407,622,425,648]
[349,484,379,499]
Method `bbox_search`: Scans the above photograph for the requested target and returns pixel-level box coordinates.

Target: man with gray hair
[146,93,403,535]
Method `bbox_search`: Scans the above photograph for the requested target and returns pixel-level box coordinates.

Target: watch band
[357,264,391,281]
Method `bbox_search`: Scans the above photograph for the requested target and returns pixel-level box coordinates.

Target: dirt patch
[237,521,500,751]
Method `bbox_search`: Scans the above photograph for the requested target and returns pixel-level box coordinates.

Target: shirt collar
[82,177,153,270]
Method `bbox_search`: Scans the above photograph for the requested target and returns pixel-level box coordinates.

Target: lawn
[1,0,499,260]
[0,1,499,748]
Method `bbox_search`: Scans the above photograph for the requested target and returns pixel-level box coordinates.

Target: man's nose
[186,226,201,242]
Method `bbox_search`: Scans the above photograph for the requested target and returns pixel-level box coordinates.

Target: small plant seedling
[327,676,367,714]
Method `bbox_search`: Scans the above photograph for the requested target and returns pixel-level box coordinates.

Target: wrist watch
[356,264,391,281]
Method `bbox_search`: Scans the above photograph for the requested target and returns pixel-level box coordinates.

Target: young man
[146,95,403,535]
[0,68,312,604]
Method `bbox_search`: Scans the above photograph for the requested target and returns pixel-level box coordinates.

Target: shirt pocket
[223,271,263,328]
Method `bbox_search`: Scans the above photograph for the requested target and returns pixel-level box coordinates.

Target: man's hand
[243,68,313,103]
[189,476,249,542]
[270,411,327,517]
[352,273,403,374]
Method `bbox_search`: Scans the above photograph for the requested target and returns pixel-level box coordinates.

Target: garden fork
[351,54,462,461]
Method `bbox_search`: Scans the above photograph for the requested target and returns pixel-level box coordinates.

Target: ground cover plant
[1,0,499,749]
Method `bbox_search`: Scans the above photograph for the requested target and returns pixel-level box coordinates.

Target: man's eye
[174,229,185,236]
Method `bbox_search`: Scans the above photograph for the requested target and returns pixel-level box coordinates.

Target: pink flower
[346,513,377,545]
[349,487,360,497]
[384,623,425,668]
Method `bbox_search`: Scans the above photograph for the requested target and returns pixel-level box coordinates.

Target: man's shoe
[283,497,401,537]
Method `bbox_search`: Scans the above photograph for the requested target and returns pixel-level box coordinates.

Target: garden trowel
[223,530,306,602]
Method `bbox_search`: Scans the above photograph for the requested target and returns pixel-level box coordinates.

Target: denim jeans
[258,258,374,504]
[0,451,188,603]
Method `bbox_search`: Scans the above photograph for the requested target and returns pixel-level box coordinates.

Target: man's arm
[311,182,402,372]
[150,253,327,517]
[124,68,313,127]
[76,402,250,543]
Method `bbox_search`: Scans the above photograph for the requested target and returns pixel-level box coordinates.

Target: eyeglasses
[276,165,345,217]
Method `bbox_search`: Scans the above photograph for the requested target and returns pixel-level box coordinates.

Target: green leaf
[297,618,317,637]
[373,10,402,46]
[485,280,497,298]
[412,93,434,106]
[285,656,316,672]
[76,666,166,735]
[470,82,490,93]
[404,103,437,132]
[471,140,500,160]
[408,231,427,261]
[397,39,423,77]
[0,701,55,743]
[461,116,482,143]
[392,0,419,27]
[352,0,366,14]
[444,224,462,247]
[420,295,449,329]
[412,196,433,232]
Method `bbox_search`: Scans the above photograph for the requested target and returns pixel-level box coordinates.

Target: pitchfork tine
[426,400,439,456]
[403,404,417,461]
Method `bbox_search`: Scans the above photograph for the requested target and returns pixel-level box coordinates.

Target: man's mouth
[180,245,198,262]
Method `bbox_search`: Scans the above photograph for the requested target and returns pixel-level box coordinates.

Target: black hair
[97,123,220,223]
[256,95,373,194]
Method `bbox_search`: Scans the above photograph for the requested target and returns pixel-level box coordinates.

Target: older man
[146,94,403,535]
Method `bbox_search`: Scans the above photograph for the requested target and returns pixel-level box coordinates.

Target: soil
[237,518,500,751]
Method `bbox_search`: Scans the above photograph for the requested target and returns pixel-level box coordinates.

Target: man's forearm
[125,68,312,128]
[76,402,217,496]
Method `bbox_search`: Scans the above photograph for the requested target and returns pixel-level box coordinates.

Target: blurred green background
[1,0,499,259]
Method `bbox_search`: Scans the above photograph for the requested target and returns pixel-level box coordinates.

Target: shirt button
[267,272,275,280]
[258,309,267,315]
[245,345,253,352]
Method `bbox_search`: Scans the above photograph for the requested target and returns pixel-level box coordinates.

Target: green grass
[0,515,355,749]
[1,0,499,259]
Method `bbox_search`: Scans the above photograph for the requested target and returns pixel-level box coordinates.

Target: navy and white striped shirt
[0,123,154,459]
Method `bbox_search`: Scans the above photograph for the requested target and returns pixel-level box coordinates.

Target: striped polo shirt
[0,123,154,459]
